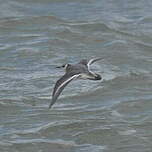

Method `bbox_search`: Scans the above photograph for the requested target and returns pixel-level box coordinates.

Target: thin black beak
[56,64,66,68]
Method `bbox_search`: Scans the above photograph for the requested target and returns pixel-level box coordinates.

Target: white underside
[79,73,94,79]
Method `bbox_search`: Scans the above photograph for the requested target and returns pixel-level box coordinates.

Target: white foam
[118,129,136,136]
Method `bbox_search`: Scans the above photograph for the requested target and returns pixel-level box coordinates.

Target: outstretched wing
[49,73,80,108]
[87,57,104,67]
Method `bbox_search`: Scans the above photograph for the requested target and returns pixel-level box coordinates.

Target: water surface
[0,0,152,152]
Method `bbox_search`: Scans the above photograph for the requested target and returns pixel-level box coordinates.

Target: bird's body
[49,58,103,108]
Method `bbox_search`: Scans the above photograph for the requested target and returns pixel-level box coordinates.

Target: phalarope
[49,57,103,108]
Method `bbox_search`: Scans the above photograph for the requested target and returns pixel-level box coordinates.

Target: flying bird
[49,57,103,108]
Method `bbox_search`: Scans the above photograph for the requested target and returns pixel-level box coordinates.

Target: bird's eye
[64,64,71,68]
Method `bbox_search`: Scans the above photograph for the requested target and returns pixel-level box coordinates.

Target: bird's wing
[87,57,104,67]
[49,73,81,108]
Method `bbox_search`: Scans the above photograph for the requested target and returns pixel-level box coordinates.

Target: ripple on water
[1,0,152,151]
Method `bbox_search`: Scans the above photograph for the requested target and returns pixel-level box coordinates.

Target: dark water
[0,0,152,152]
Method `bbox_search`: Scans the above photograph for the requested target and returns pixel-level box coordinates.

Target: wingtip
[48,103,53,109]
[48,105,52,109]
[49,98,56,109]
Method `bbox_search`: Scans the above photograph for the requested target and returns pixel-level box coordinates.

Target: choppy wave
[0,0,152,152]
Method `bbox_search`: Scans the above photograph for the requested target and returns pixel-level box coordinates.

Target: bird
[49,57,103,108]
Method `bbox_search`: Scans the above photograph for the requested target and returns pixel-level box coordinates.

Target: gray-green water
[0,0,152,152]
